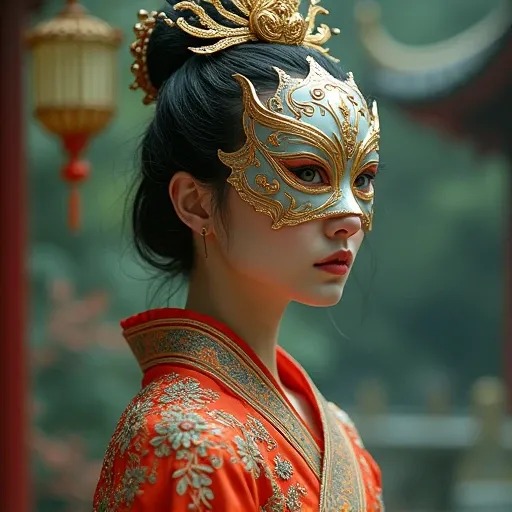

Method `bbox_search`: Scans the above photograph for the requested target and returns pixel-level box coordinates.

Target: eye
[274,155,332,193]
[354,173,375,192]
[290,166,328,185]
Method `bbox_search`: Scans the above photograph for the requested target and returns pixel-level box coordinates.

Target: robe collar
[122,308,366,511]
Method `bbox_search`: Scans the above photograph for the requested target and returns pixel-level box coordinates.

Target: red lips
[314,250,353,276]
[314,250,353,267]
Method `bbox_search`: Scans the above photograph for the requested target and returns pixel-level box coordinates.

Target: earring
[201,227,208,258]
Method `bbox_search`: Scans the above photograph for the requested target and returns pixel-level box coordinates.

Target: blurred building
[357,0,512,411]
[356,1,512,510]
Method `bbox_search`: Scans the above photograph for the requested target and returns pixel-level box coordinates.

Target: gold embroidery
[120,463,148,503]
[317,395,366,511]
[120,319,367,512]
[207,410,305,512]
[247,415,278,451]
[234,435,264,478]
[125,320,322,478]
[158,413,233,509]
[261,477,287,512]
[95,374,237,511]
[212,410,279,453]
[328,402,365,449]
[207,409,308,511]
[274,454,294,480]
[286,482,308,511]
[158,375,220,408]
[118,454,158,504]
[111,391,154,455]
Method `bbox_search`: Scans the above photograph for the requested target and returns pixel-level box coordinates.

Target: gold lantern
[27,0,122,230]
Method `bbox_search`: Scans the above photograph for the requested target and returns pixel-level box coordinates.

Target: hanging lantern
[27,0,122,231]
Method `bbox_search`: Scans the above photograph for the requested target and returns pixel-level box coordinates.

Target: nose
[324,213,362,239]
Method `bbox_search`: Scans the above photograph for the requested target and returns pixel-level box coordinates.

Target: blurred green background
[28,0,508,510]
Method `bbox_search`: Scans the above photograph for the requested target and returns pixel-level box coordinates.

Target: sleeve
[93,409,260,512]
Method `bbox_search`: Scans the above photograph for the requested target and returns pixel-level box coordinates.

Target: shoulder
[94,372,260,512]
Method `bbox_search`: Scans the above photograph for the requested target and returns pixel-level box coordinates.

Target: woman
[94,0,383,510]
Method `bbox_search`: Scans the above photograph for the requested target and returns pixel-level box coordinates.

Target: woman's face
[215,188,365,307]
[212,58,379,307]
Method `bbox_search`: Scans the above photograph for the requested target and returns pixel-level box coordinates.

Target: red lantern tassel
[61,134,90,231]
[68,185,80,231]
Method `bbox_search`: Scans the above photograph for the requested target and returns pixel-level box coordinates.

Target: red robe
[94,308,384,511]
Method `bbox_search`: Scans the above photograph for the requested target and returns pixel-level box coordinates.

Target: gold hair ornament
[130,10,160,105]
[130,1,340,104]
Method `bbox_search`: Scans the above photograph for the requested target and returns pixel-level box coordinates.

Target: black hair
[132,0,347,278]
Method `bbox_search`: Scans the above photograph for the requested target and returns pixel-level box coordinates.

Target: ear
[169,172,213,234]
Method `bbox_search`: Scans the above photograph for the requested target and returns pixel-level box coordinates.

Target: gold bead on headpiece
[130,0,340,104]
[130,10,159,105]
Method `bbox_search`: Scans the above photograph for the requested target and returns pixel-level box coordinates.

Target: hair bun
[147,0,236,91]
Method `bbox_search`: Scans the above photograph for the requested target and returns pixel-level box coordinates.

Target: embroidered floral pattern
[126,325,321,474]
[210,409,308,510]
[111,396,153,454]
[151,410,219,454]
[274,454,294,481]
[261,477,287,512]
[95,314,384,512]
[247,414,278,451]
[286,482,308,511]
[210,410,279,453]
[169,431,231,510]
[94,373,310,512]
[234,435,264,478]
[159,376,220,409]
[120,465,148,502]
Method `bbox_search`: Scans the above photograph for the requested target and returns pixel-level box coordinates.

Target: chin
[293,283,346,308]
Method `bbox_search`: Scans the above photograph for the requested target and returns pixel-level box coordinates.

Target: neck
[186,257,289,383]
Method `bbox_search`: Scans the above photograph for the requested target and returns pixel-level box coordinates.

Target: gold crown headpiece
[130,0,340,104]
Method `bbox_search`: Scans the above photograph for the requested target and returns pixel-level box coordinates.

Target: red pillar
[0,0,29,510]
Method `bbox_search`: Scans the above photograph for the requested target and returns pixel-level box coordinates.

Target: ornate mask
[219,56,380,231]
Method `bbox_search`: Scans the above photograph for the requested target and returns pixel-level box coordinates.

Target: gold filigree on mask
[267,132,280,146]
[350,101,380,181]
[255,174,280,194]
[220,57,380,230]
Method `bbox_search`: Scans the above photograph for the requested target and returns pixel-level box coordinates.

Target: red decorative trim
[120,307,187,330]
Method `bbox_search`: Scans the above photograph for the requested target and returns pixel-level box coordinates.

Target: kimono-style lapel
[123,308,366,511]
[278,350,367,512]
